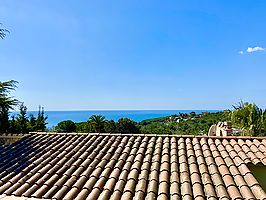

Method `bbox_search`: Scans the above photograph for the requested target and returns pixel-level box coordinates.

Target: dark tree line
[0,80,47,134]
[9,104,47,134]
[55,106,266,136]
[55,115,140,134]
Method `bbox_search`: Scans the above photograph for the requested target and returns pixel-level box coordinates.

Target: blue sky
[0,0,265,110]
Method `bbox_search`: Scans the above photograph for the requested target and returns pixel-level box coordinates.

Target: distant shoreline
[13,109,223,112]
[11,110,220,127]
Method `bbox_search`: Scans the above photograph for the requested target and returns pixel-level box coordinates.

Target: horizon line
[11,109,224,112]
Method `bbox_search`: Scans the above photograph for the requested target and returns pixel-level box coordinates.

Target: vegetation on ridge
[0,80,48,134]
[230,101,266,136]
[54,103,266,136]
[1,80,266,136]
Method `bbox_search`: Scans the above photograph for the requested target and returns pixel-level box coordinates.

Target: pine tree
[9,115,18,134]
[28,114,37,132]
[36,106,48,131]
[17,103,28,134]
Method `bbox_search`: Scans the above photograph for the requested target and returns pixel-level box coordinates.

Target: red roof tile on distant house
[0,133,266,200]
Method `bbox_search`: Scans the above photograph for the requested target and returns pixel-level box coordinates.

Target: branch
[0,23,10,39]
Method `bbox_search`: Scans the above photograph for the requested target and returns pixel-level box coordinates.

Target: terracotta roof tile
[192,138,217,199]
[201,138,229,199]
[1,133,266,199]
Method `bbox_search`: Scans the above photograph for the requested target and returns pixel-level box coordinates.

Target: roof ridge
[29,132,266,140]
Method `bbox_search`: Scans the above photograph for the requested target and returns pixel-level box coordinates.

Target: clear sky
[0,0,265,110]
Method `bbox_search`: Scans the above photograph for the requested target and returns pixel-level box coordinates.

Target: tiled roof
[1,133,266,200]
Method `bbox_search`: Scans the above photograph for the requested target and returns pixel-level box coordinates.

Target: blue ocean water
[11,110,219,128]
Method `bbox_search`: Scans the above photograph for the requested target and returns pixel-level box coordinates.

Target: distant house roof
[0,133,266,200]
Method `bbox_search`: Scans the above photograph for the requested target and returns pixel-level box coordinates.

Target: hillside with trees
[53,102,266,136]
[1,80,265,136]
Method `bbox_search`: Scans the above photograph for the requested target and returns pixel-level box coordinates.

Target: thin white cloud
[239,51,244,55]
[246,46,265,53]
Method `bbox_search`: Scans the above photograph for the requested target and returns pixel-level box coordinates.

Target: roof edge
[28,132,266,140]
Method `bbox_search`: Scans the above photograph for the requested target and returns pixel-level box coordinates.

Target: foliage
[140,111,230,135]
[71,117,140,134]
[88,115,106,132]
[16,103,28,134]
[139,122,175,134]
[0,80,19,133]
[230,101,266,136]
[8,115,17,133]
[175,111,230,135]
[57,112,229,135]
[28,114,37,132]
[0,80,19,112]
[35,106,48,131]
[55,102,265,136]
[7,105,48,134]
[140,116,169,124]
[104,120,117,133]
[55,120,76,133]
[0,80,48,134]
[0,23,9,39]
[116,118,140,134]
[76,122,92,133]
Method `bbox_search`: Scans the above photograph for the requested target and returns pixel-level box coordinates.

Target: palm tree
[231,101,265,136]
[0,80,17,93]
[0,80,19,109]
[88,115,106,133]
[0,80,19,133]
[0,23,9,39]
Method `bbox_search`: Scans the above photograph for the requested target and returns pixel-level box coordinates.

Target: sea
[11,110,220,128]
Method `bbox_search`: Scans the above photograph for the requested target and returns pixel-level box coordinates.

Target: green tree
[263,110,266,134]
[35,106,48,131]
[140,122,174,134]
[231,101,265,136]
[16,103,28,134]
[0,80,19,133]
[9,115,18,133]
[88,115,106,132]
[28,114,37,132]
[116,118,140,134]
[190,112,196,117]
[104,120,117,133]
[55,120,76,133]
[76,122,92,133]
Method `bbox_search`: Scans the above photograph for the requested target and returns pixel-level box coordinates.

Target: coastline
[11,110,220,127]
